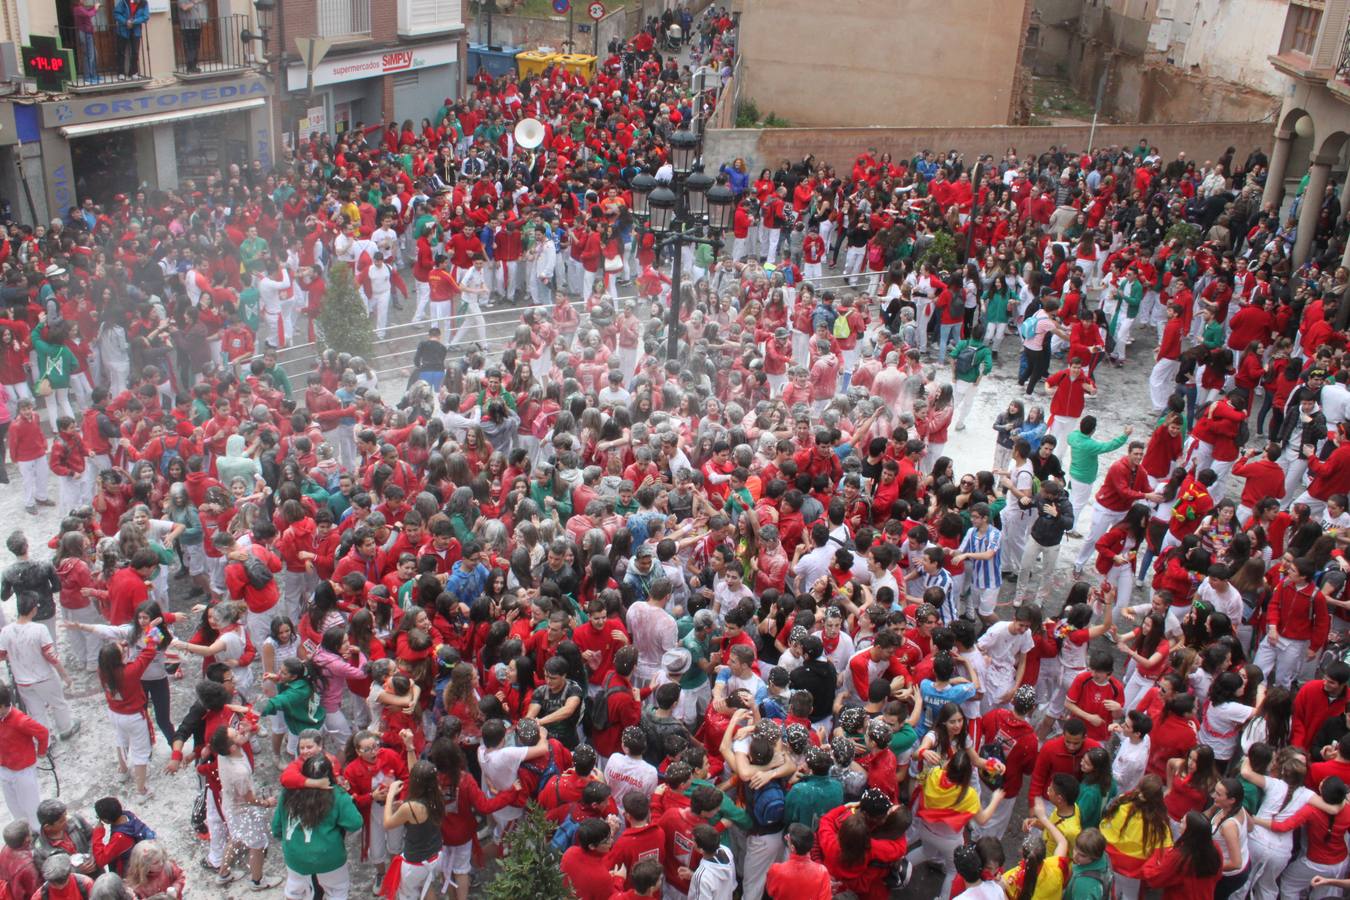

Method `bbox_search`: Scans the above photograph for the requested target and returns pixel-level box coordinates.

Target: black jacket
[1027,492,1075,547]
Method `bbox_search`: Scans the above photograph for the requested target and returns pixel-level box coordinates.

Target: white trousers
[18,457,49,506]
[367,290,391,338]
[953,379,979,428]
[1074,502,1127,569]
[741,831,785,900]
[905,818,963,899]
[0,764,40,827]
[284,864,350,900]
[1016,538,1062,604]
[1252,634,1312,689]
[62,604,103,670]
[412,279,431,322]
[16,676,73,734]
[1048,415,1077,449]
[450,299,486,348]
[1280,854,1346,899]
[1001,507,1036,574]
[1149,358,1179,411]
[1068,477,1093,530]
[1245,835,1291,900]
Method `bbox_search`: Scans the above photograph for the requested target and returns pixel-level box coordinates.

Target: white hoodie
[687,847,736,900]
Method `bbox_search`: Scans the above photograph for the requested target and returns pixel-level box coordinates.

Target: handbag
[34,378,51,397]
[603,254,623,273]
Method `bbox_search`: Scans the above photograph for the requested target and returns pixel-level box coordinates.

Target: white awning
[58,97,266,138]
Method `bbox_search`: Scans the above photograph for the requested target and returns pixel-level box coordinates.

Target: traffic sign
[588,0,605,20]
[552,0,570,13]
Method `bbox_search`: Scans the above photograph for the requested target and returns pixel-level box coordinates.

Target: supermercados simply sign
[41,76,269,127]
[285,42,458,91]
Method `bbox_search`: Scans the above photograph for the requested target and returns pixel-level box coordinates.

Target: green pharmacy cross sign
[22,34,76,92]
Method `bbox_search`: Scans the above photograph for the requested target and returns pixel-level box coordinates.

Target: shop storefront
[286,39,462,140]
[29,74,273,218]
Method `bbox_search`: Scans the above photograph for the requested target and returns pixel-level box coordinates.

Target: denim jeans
[937,323,961,360]
[77,30,96,78]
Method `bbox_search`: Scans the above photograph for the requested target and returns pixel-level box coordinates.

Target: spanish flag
[1100,802,1173,879]
[914,766,980,831]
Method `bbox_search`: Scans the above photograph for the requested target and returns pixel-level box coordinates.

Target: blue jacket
[114,0,149,38]
[719,164,749,196]
[445,560,489,605]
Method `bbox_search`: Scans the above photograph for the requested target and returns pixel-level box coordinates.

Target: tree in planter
[315,261,374,359]
[483,804,576,900]
[921,230,959,273]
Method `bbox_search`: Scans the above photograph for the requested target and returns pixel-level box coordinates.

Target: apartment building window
[1286,1,1323,56]
[399,0,462,37]
[317,0,372,37]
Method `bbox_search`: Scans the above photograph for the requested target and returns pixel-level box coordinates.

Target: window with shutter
[398,0,462,38]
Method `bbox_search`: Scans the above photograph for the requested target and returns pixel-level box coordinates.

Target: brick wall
[372,0,398,42]
[703,121,1276,175]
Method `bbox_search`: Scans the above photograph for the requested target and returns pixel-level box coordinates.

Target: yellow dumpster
[556,53,596,81]
[515,50,559,79]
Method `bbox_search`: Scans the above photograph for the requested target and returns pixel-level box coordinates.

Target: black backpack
[242,550,275,590]
[588,673,626,734]
[954,343,979,377]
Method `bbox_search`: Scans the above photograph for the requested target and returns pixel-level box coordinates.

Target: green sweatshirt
[1066,430,1130,484]
[32,335,78,389]
[684,778,752,832]
[271,788,363,875]
[949,339,994,383]
[1062,854,1112,900]
[259,679,325,735]
[784,774,844,828]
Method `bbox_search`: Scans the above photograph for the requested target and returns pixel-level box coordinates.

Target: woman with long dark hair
[1198,670,1263,769]
[1141,810,1223,897]
[273,754,363,897]
[1119,610,1171,713]
[378,759,446,899]
[97,619,168,798]
[1207,776,1251,899]
[1165,745,1221,834]
[906,748,1005,898]
[1101,774,1173,900]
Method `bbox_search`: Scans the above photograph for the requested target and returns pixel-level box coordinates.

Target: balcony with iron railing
[317,0,371,38]
[1333,14,1350,101]
[58,23,152,89]
[173,13,253,76]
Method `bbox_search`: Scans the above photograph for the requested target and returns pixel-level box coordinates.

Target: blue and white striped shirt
[958,525,1003,591]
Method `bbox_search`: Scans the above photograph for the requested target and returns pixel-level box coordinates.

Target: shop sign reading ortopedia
[41,76,270,127]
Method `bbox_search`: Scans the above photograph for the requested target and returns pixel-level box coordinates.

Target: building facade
[730,0,1032,128]
[1034,0,1283,123]
[2,0,275,221]
[0,0,466,222]
[1264,0,1350,278]
[280,0,466,143]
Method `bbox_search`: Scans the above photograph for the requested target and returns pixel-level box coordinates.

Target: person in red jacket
[1046,356,1097,447]
[1290,663,1350,752]
[1149,303,1185,413]
[657,785,722,896]
[1140,810,1223,899]
[342,729,414,879]
[766,823,832,900]
[1074,442,1161,574]
[606,793,664,891]
[1296,422,1350,519]
[815,792,909,900]
[9,398,50,515]
[218,530,283,652]
[1029,716,1099,809]
[589,645,641,759]
[97,628,164,798]
[561,818,623,900]
[47,416,87,516]
[0,682,49,827]
[610,858,663,900]
[1186,390,1248,493]
[1231,443,1286,521]
[1254,556,1329,688]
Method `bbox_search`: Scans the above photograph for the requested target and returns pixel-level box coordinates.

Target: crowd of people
[0,3,1348,900]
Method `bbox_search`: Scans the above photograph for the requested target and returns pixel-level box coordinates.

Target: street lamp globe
[630,173,656,217]
[669,130,700,175]
[648,186,677,232]
[683,171,713,216]
[706,184,735,232]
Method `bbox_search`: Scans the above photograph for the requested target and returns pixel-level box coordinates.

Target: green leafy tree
[483,804,575,900]
[316,261,374,359]
[921,230,959,273]
[1164,220,1202,248]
